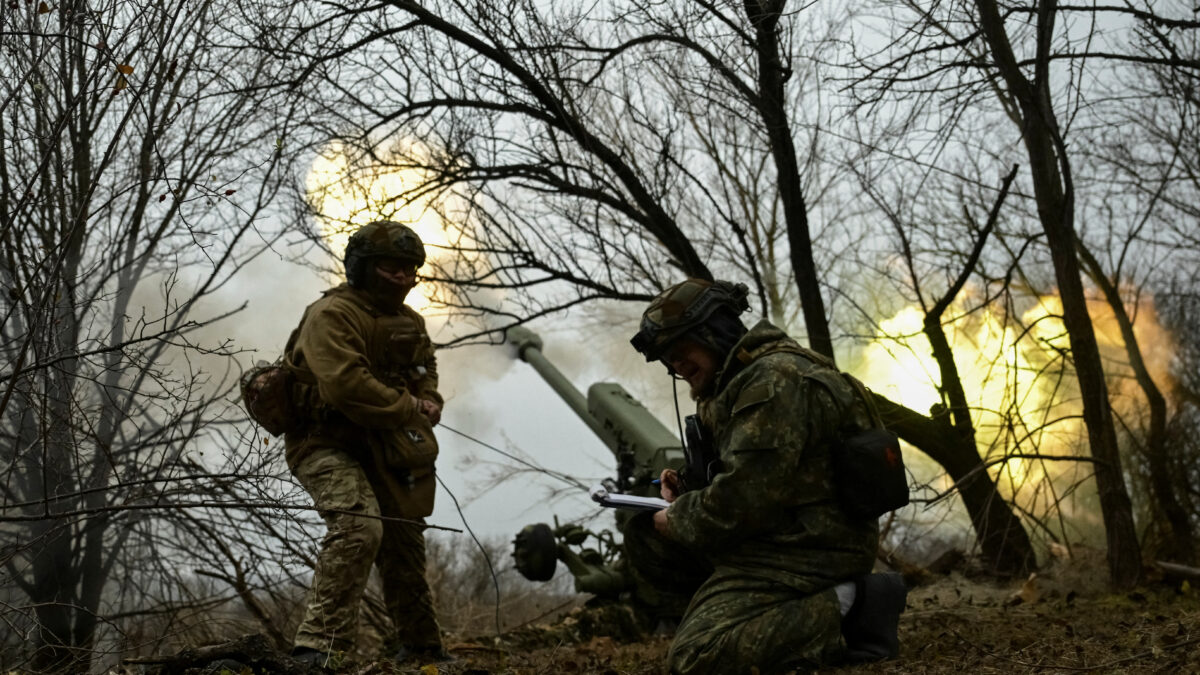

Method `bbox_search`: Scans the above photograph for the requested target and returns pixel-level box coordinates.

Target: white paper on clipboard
[589,484,670,511]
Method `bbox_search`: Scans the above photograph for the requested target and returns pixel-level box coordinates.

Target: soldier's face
[373,257,419,300]
[662,338,719,399]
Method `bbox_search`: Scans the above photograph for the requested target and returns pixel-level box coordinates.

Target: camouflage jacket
[665,320,878,593]
[283,284,442,473]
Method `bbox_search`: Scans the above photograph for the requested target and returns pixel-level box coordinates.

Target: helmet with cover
[630,278,750,362]
[343,220,426,288]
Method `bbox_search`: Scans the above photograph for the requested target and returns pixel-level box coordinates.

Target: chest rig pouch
[799,367,908,520]
[731,341,909,521]
[366,308,439,472]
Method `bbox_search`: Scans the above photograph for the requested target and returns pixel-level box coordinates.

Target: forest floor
[145,547,1200,675]
[382,548,1200,675]
[404,591,1200,674]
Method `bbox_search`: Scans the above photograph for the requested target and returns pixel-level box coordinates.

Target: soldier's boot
[391,644,457,665]
[290,646,333,671]
[841,572,907,663]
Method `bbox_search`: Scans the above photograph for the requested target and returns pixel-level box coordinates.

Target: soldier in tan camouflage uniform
[628,278,907,674]
[284,221,450,666]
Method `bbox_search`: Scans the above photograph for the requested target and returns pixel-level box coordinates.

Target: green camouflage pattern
[622,511,713,622]
[632,279,749,361]
[284,284,443,655]
[291,447,441,654]
[657,320,878,673]
[669,571,845,674]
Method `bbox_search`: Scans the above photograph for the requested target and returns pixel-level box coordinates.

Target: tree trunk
[875,394,1037,574]
[743,1,1035,574]
[973,0,1142,588]
[1077,243,1194,565]
[744,0,834,362]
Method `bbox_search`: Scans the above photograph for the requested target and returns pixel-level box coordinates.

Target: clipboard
[589,483,670,511]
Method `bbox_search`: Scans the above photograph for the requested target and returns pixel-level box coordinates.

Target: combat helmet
[343,220,426,288]
[630,278,750,361]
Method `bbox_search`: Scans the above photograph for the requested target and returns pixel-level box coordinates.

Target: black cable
[435,472,502,637]
[439,422,589,490]
[672,375,686,451]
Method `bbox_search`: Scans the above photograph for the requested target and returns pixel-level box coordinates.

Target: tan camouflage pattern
[285,283,442,476]
[284,283,443,655]
[641,279,712,333]
[291,447,440,654]
[658,320,878,673]
[634,279,749,360]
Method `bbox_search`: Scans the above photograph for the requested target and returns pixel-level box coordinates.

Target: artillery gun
[506,326,684,597]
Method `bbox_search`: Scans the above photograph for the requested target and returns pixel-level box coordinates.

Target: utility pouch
[373,415,440,471]
[367,418,439,517]
[372,464,437,519]
[681,414,722,491]
[239,362,296,437]
[394,465,437,518]
[240,306,312,438]
[833,427,909,520]
[370,416,438,517]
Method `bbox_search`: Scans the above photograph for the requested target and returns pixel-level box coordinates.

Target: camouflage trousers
[623,512,844,675]
[292,446,442,655]
[669,570,844,674]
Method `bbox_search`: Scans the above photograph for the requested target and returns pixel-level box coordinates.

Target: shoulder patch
[732,380,775,415]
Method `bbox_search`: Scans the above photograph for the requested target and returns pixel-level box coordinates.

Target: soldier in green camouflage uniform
[284,221,450,665]
[628,279,905,674]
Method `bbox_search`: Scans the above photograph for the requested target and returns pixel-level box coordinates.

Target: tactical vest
[285,286,440,518]
[703,336,908,520]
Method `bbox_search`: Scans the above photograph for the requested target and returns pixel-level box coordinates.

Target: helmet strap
[691,309,748,363]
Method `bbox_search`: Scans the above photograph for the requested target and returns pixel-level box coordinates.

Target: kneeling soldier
[626,278,906,674]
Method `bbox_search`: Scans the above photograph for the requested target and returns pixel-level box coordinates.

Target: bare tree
[0,0,296,669]
[251,0,1053,576]
[966,0,1140,589]
[1079,4,1200,566]
[846,150,1039,573]
[850,0,1200,587]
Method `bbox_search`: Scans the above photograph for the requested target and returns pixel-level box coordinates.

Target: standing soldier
[627,278,907,674]
[284,221,451,666]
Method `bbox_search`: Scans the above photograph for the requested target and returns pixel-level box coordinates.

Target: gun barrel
[506,326,684,487]
[507,325,608,440]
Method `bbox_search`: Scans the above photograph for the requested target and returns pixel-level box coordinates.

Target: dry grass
[374,547,1200,675]
[115,539,1200,674]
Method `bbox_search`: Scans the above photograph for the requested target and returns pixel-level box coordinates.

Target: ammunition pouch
[833,428,909,520]
[374,464,436,519]
[370,414,440,471]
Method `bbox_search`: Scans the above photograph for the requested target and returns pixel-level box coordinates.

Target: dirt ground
[143,549,1200,675]
[373,549,1200,675]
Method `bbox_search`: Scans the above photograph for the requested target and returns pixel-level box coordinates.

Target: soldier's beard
[689,380,715,401]
[686,369,717,401]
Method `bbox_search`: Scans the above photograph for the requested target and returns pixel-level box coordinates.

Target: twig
[0,500,463,532]
[1156,561,1200,581]
[952,628,1200,671]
